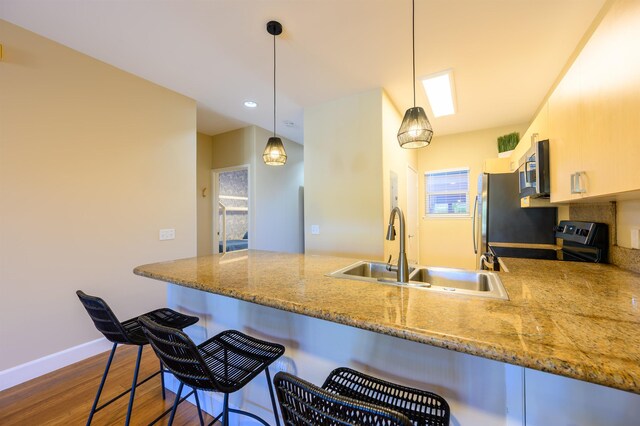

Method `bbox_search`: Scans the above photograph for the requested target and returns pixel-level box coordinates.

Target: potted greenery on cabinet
[497,132,520,158]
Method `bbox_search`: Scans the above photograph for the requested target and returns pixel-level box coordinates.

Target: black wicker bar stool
[76,290,199,425]
[138,315,285,426]
[274,371,412,426]
[322,367,450,426]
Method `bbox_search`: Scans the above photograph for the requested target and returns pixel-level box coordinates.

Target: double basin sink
[328,261,508,300]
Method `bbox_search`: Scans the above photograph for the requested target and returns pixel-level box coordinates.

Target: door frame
[211,164,251,254]
[406,164,419,264]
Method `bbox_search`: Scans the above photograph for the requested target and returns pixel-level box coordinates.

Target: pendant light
[263,20,287,166]
[397,0,433,148]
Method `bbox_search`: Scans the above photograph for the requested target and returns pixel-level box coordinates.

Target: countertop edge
[133,267,639,395]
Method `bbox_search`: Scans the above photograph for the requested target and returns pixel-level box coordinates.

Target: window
[424,168,470,216]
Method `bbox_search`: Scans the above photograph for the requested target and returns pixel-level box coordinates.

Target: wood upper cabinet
[548,0,640,202]
[549,67,581,203]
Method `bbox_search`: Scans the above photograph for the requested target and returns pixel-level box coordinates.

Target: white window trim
[424,167,471,218]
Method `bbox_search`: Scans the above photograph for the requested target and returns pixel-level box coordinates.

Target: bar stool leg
[223,393,230,426]
[193,388,205,426]
[124,345,143,426]
[264,367,281,426]
[167,382,184,426]
[86,342,118,426]
[159,360,166,400]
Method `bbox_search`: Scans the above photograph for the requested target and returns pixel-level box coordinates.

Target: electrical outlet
[311,225,320,235]
[159,228,175,240]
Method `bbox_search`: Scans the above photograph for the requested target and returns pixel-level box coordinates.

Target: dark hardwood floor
[0,345,215,425]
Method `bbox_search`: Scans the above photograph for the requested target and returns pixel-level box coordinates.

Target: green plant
[497,132,520,153]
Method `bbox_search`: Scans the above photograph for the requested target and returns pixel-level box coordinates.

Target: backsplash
[570,202,640,274]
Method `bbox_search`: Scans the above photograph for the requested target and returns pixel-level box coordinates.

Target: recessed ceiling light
[243,101,258,108]
[421,69,456,117]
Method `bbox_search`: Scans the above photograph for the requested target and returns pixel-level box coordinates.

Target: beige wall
[418,124,526,269]
[211,127,255,169]
[618,200,640,249]
[207,126,304,254]
[381,91,419,263]
[0,21,197,370]
[304,89,384,259]
[197,133,214,256]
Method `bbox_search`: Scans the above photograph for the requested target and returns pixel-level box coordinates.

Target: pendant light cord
[273,32,277,138]
[412,0,416,107]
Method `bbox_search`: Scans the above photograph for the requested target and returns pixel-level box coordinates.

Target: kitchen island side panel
[167,284,521,426]
[166,284,640,426]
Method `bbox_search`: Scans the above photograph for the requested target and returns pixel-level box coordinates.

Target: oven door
[490,245,559,260]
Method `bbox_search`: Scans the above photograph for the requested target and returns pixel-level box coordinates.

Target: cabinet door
[547,0,640,200]
[602,0,640,194]
[576,0,639,197]
[549,67,581,203]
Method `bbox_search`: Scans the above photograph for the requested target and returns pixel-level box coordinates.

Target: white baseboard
[0,337,112,392]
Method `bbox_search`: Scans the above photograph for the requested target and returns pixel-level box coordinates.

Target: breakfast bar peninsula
[134,249,640,425]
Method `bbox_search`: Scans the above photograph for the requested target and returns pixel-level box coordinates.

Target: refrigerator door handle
[472,195,479,254]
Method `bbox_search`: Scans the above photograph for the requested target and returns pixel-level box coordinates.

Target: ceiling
[0,0,606,144]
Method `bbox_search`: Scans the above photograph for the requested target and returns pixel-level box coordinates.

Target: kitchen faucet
[385,206,409,283]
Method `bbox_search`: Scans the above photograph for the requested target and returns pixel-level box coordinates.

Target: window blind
[425,168,470,216]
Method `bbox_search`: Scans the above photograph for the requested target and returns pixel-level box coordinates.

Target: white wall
[304,89,384,259]
[0,21,197,371]
[253,126,304,254]
[381,90,419,263]
[304,88,421,262]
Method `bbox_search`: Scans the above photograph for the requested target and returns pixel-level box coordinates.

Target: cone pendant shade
[397,106,433,148]
[263,136,287,166]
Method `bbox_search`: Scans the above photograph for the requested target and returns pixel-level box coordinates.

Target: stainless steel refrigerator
[473,172,557,268]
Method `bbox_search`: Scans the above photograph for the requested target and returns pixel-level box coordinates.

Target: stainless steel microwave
[518,139,550,198]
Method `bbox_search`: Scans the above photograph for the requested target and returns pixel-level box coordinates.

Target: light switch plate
[311,225,320,235]
[159,228,175,240]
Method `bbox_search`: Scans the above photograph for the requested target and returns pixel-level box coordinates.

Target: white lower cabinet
[168,285,640,425]
[525,368,639,426]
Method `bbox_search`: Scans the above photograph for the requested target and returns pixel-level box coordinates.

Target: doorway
[407,165,419,263]
[212,166,250,254]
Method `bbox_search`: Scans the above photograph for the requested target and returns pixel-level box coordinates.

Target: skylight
[421,70,456,117]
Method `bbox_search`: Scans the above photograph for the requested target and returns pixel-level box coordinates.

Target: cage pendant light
[263,20,287,166]
[397,0,433,148]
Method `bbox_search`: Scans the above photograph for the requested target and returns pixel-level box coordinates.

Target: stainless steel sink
[327,261,508,300]
[330,261,414,281]
[408,267,508,299]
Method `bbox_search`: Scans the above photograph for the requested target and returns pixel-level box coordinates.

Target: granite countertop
[134,250,640,394]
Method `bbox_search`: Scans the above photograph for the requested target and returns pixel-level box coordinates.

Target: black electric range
[489,220,608,264]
